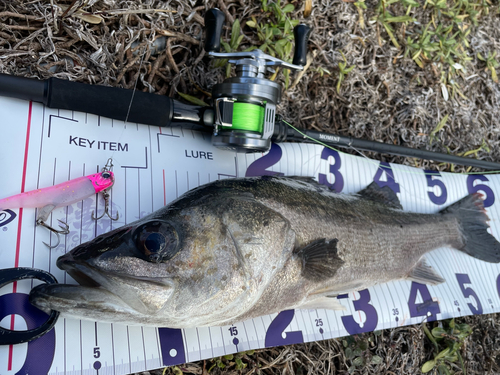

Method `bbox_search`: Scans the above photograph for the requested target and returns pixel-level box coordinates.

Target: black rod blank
[272,121,500,170]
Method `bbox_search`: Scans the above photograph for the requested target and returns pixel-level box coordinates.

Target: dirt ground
[1,0,500,374]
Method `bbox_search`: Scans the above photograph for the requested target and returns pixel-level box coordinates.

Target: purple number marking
[245,143,284,177]
[265,310,304,347]
[318,147,344,192]
[497,274,500,300]
[425,170,447,205]
[373,162,400,194]
[158,328,186,366]
[0,209,16,227]
[408,282,440,321]
[0,293,56,375]
[341,289,378,334]
[467,175,495,207]
[228,326,238,336]
[456,274,483,315]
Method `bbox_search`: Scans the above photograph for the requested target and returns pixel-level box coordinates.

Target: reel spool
[204,9,311,153]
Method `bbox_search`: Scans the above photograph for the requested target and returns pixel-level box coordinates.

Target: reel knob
[204,8,225,52]
[292,24,312,66]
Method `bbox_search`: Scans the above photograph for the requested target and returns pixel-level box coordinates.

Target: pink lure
[0,171,115,212]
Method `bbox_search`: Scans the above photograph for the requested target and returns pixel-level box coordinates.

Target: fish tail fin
[440,193,500,263]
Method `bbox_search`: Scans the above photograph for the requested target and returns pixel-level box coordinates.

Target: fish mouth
[63,263,101,287]
[29,257,155,324]
[30,249,176,323]
[57,252,105,288]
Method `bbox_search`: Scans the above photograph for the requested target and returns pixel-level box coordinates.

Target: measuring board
[1,96,500,375]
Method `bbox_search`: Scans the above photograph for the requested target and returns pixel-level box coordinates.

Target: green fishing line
[231,102,264,133]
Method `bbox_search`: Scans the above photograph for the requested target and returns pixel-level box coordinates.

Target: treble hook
[92,189,119,221]
[91,158,119,221]
[36,218,70,249]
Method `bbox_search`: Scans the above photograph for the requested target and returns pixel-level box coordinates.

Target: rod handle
[47,78,174,127]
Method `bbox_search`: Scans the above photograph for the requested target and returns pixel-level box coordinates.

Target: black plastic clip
[0,267,60,345]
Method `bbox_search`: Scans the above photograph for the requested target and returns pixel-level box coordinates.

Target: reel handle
[292,24,312,66]
[204,8,226,52]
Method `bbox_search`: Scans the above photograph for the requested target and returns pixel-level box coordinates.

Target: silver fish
[30,176,500,327]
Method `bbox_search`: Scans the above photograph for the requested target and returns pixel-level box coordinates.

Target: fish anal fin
[297,296,346,311]
[297,238,344,282]
[358,182,402,209]
[407,258,445,285]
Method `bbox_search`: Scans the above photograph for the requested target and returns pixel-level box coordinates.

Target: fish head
[30,187,295,327]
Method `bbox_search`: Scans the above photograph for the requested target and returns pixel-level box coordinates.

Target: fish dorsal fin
[406,258,445,285]
[297,296,346,311]
[288,176,317,184]
[357,182,402,209]
[297,238,344,281]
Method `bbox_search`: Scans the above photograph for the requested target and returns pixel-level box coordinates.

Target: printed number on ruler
[318,148,343,192]
[158,328,187,366]
[425,170,447,205]
[340,290,378,334]
[456,274,483,315]
[408,282,440,322]
[467,175,495,207]
[373,162,400,193]
[0,293,55,374]
[264,310,304,347]
[246,144,284,177]
[228,325,241,348]
[392,307,401,323]
[92,345,102,371]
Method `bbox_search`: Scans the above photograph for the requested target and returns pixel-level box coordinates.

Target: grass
[357,0,499,97]
[421,319,472,374]
[246,0,300,88]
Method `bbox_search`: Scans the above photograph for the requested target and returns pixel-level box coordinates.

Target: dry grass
[1,0,500,373]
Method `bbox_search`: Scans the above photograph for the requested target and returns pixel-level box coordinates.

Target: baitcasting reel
[204,8,311,152]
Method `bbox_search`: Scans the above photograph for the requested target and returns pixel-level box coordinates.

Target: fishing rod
[0,9,498,170]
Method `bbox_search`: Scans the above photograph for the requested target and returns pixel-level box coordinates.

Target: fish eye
[102,172,112,179]
[133,221,179,263]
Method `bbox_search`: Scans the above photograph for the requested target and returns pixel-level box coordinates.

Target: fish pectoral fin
[357,182,403,209]
[297,238,344,281]
[297,296,346,311]
[406,258,445,285]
